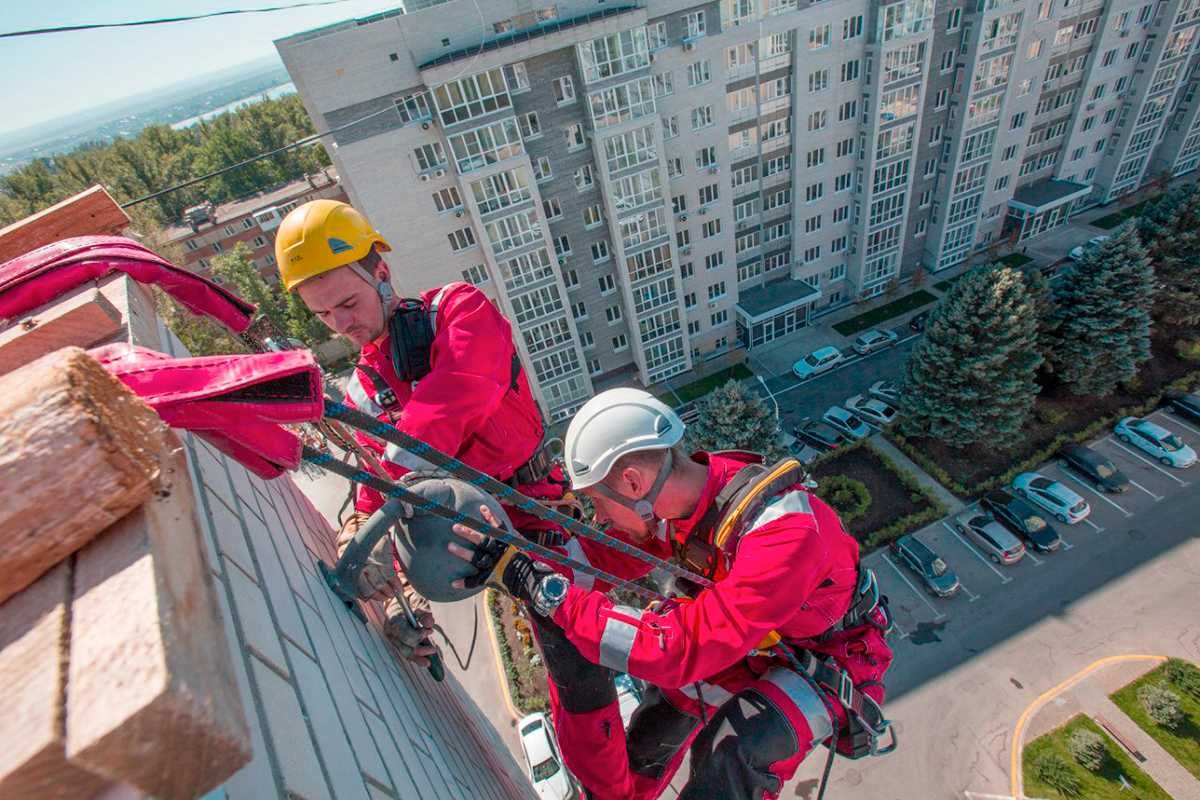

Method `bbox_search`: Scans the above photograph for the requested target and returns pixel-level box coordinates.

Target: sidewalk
[872,435,966,514]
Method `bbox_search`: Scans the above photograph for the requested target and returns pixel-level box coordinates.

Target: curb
[483,590,522,722]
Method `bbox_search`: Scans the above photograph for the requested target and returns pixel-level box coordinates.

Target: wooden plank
[0,287,123,377]
[0,347,172,605]
[0,562,108,799]
[0,186,128,265]
[66,449,253,799]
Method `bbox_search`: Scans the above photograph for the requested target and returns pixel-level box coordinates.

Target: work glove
[382,592,440,668]
[456,524,557,608]
[337,510,403,601]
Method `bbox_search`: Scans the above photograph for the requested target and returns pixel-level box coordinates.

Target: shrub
[815,475,872,523]
[1031,753,1081,797]
[1035,405,1068,426]
[1176,339,1200,363]
[1138,682,1185,730]
[1164,658,1200,701]
[1066,728,1107,772]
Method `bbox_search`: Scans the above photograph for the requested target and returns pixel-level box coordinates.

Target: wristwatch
[532,573,570,617]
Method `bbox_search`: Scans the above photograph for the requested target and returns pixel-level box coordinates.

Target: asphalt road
[784,408,1200,799]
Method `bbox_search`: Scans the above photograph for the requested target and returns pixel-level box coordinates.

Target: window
[433,186,463,212]
[461,264,489,285]
[1010,112,1026,130]
[486,209,543,255]
[515,114,540,142]
[647,21,668,50]
[653,71,674,98]
[583,204,604,228]
[184,239,199,252]
[554,75,576,105]
[534,156,553,182]
[807,110,828,131]
[575,164,595,191]
[808,69,830,93]
[605,305,623,323]
[994,175,1010,191]
[499,249,554,292]
[833,205,849,223]
[413,142,446,171]
[940,49,954,72]
[395,92,433,125]
[589,77,656,128]
[662,115,679,139]
[598,274,616,294]
[448,118,523,173]
[571,301,588,320]
[803,246,821,263]
[680,261,695,279]
[687,60,712,86]
[804,182,824,202]
[803,215,821,234]
[880,84,920,121]
[1054,26,1073,47]
[565,123,586,151]
[605,125,657,173]
[834,172,852,192]
[919,189,931,207]
[727,42,756,71]
[684,10,706,38]
[699,183,720,206]
[447,227,476,252]
[696,145,718,169]
[672,194,688,215]
[841,59,860,82]
[707,282,727,301]
[554,235,572,257]
[809,24,831,49]
[711,309,728,327]
[883,42,926,83]
[946,7,961,31]
[691,105,714,130]
[542,197,563,219]
[592,240,610,263]
[677,229,691,250]
[761,118,790,142]
[1002,144,1018,161]
[1027,39,1043,60]
[843,15,863,39]
[563,268,579,289]
[807,147,826,169]
[836,137,854,158]
[577,29,650,84]
[470,169,531,215]
[702,219,721,238]
[432,69,511,126]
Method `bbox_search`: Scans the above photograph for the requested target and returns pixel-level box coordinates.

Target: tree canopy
[685,379,787,460]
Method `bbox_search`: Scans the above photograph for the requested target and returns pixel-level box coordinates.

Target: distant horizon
[0,0,402,141]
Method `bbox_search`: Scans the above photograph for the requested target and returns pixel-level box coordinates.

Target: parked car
[868,380,903,405]
[1011,472,1091,524]
[518,713,581,800]
[852,328,900,355]
[1057,443,1130,493]
[793,419,848,451]
[980,489,1062,552]
[792,346,845,380]
[952,509,1026,565]
[908,310,931,332]
[1163,391,1200,425]
[1114,416,1197,468]
[1068,234,1110,261]
[615,674,643,730]
[822,405,873,440]
[889,535,960,596]
[845,394,898,428]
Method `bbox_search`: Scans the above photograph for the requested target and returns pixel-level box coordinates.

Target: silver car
[822,405,873,440]
[953,510,1026,565]
[852,329,900,355]
[845,394,897,428]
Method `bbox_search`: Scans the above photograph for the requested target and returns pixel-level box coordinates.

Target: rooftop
[163,169,339,241]
[736,277,820,320]
[1009,179,1092,212]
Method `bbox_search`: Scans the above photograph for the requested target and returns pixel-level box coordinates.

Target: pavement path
[871,435,967,514]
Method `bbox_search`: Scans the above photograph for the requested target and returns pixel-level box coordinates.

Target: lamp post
[756,375,779,421]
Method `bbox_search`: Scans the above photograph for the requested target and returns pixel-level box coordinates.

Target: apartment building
[164,170,347,275]
[276,0,1199,420]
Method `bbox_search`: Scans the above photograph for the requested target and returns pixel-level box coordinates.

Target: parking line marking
[1127,478,1163,501]
[1055,466,1132,517]
[1162,414,1200,438]
[960,581,981,602]
[1082,518,1104,532]
[1059,534,1075,551]
[882,554,946,620]
[941,521,1012,583]
[1105,436,1188,486]
[1025,549,1043,566]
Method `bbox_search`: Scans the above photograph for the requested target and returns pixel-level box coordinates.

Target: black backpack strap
[356,363,400,411]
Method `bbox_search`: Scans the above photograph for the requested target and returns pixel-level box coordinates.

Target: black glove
[462,537,553,607]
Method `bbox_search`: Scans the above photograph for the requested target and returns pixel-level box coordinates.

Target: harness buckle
[375,387,398,409]
[837,670,855,709]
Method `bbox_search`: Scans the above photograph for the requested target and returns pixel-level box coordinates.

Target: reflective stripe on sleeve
[598,605,644,673]
[760,667,833,747]
[678,681,735,707]
[383,441,439,472]
[344,371,385,419]
[563,538,596,591]
[747,489,813,531]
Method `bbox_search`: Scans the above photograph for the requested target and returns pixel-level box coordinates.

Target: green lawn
[998,252,1035,267]
[658,363,754,405]
[832,290,938,336]
[1091,199,1151,230]
[1111,662,1200,781]
[1023,715,1172,800]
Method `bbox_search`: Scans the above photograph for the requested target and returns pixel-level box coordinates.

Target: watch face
[543,575,569,601]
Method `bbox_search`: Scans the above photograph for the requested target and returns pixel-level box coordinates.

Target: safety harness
[676,454,895,761]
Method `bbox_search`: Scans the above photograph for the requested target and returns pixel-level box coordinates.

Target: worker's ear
[371,249,391,285]
[618,465,645,499]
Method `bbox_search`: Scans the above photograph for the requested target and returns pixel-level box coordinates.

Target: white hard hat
[563,388,685,490]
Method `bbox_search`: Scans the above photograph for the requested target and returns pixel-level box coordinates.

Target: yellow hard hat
[275,199,392,292]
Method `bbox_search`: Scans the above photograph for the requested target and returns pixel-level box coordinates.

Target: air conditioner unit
[698,207,707,215]
[455,210,464,218]
[680,245,692,254]
[679,213,688,222]
[422,121,431,130]
[558,256,568,266]
[683,41,695,52]
[435,169,446,178]
[419,174,430,182]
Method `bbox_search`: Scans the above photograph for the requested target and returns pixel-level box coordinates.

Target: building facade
[276,0,1199,421]
[164,170,348,275]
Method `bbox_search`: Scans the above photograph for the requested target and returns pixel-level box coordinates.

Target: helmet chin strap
[592,449,674,522]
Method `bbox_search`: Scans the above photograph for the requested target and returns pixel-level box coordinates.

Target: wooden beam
[0,347,172,605]
[0,562,108,799]
[66,450,252,799]
[0,286,124,377]
[0,186,129,266]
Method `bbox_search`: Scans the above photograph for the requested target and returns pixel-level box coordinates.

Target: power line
[120,105,396,208]
[0,0,359,39]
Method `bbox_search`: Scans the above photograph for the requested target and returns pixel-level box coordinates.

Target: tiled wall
[128,286,531,800]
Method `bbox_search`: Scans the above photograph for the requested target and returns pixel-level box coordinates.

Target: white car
[822,405,873,440]
[852,328,900,355]
[868,380,902,405]
[845,394,898,428]
[1114,416,1197,468]
[1068,234,1110,261]
[792,346,845,380]
[1011,472,1091,524]
[518,713,580,800]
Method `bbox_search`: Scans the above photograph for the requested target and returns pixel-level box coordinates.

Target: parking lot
[865,407,1197,644]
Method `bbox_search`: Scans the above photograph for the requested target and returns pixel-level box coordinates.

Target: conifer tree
[1018,263,1057,364]
[686,379,787,460]
[1139,183,1200,327]
[1046,224,1154,396]
[899,265,1042,448]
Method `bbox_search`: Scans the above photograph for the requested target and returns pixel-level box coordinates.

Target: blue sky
[0,0,401,136]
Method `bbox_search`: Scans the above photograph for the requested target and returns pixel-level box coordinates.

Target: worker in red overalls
[450,388,896,799]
